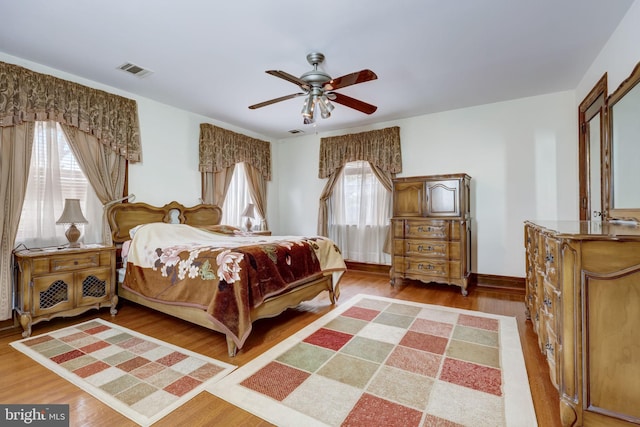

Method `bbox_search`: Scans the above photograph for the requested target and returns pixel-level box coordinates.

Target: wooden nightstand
[247,230,272,236]
[13,245,118,337]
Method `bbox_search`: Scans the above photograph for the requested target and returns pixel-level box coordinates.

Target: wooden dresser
[391,174,471,295]
[524,221,640,427]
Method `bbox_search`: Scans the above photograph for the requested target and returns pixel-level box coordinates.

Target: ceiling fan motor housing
[301,52,331,87]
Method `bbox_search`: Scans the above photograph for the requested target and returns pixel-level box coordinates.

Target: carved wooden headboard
[107,201,223,244]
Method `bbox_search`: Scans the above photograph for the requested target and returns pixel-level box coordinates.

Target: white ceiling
[1,1,635,139]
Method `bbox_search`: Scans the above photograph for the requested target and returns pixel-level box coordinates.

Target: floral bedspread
[122,223,346,349]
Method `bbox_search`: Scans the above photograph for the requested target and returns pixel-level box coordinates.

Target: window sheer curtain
[15,122,103,248]
[329,161,391,264]
[221,163,264,229]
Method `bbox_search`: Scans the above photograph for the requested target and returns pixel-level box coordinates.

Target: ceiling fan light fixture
[321,95,335,112]
[301,96,313,118]
[318,98,331,119]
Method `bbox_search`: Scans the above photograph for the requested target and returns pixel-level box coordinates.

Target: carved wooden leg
[328,288,336,304]
[110,295,119,315]
[226,335,238,357]
[461,287,469,296]
[20,313,32,338]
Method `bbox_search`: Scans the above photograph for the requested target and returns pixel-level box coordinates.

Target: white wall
[577,0,640,102]
[274,92,577,277]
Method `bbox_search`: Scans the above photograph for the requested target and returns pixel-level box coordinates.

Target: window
[328,160,391,264]
[221,162,263,229]
[15,121,101,249]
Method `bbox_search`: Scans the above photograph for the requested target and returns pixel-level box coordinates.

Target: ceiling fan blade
[329,92,377,115]
[325,69,377,91]
[249,93,305,109]
[266,70,310,90]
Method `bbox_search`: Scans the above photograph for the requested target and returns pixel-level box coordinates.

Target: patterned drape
[199,123,271,181]
[318,126,402,178]
[0,61,141,162]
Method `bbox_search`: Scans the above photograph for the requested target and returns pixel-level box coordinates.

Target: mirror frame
[606,60,640,222]
[578,74,607,220]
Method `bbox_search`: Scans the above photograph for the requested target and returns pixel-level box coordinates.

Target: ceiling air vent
[117,62,153,78]
[288,129,304,134]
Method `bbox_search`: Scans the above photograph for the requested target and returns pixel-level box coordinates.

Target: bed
[107,201,346,356]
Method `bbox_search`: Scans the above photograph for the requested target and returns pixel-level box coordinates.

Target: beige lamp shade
[241,203,255,218]
[56,199,88,247]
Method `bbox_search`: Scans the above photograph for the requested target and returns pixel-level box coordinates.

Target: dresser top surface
[526,220,640,239]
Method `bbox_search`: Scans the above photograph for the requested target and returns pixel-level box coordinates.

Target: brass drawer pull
[417,263,434,270]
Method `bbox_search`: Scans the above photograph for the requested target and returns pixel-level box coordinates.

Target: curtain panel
[0,61,141,162]
[199,123,271,181]
[318,126,402,179]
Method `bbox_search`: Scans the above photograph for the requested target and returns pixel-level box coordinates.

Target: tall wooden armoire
[390,173,471,295]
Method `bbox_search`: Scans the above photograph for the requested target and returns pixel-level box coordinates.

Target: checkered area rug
[10,318,235,426]
[208,294,537,427]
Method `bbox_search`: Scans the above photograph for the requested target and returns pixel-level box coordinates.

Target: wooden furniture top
[107,201,223,244]
[525,220,640,240]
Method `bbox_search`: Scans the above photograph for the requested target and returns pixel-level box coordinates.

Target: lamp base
[65,223,82,248]
[244,217,253,232]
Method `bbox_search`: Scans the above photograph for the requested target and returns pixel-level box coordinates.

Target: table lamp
[56,198,88,248]
[241,203,256,232]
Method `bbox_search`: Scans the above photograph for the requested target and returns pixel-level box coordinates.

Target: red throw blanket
[122,224,344,349]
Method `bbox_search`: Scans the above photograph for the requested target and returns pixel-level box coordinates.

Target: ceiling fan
[249,52,378,124]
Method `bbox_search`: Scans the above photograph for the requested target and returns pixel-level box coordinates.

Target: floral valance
[199,123,271,180]
[318,126,402,178]
[0,61,141,162]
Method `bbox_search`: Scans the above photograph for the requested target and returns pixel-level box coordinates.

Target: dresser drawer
[542,279,560,325]
[543,235,560,284]
[545,320,559,390]
[394,256,456,278]
[396,239,461,260]
[405,220,450,239]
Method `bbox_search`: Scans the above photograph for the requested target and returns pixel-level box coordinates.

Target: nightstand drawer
[52,252,100,272]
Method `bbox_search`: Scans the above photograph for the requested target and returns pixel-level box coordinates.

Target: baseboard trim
[345,262,525,294]
[472,273,525,293]
[344,261,390,276]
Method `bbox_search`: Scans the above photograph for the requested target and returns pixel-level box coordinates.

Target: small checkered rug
[208,294,537,427]
[10,318,236,426]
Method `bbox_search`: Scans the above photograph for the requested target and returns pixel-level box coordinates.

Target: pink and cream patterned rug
[10,318,236,426]
[208,294,537,427]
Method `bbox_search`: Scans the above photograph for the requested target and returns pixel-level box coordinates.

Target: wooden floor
[0,271,560,426]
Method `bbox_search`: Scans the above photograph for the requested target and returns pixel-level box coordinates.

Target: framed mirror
[606,61,640,221]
